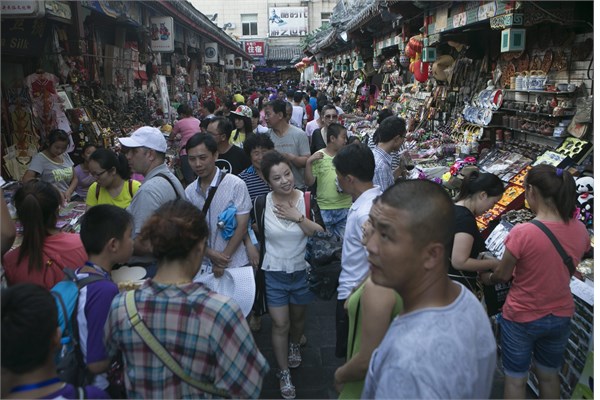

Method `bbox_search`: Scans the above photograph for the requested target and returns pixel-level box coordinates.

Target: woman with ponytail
[482,165,590,399]
[449,170,504,293]
[2,181,87,289]
[86,148,141,209]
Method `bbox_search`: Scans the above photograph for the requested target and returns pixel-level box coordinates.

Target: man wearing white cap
[118,127,186,269]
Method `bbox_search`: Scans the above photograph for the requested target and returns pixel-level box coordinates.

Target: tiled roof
[267,46,304,62]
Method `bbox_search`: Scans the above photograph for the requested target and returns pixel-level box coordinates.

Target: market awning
[267,46,304,62]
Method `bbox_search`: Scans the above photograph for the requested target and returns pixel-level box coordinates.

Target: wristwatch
[296,215,305,223]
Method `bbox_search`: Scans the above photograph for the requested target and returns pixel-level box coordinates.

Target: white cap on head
[118,126,167,153]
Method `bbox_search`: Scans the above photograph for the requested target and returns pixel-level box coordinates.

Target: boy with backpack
[1,283,109,399]
[66,205,133,392]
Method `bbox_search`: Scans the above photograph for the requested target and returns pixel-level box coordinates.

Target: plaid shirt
[372,146,394,191]
[105,280,269,399]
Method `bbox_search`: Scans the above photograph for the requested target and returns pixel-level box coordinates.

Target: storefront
[1,0,252,180]
[304,2,594,397]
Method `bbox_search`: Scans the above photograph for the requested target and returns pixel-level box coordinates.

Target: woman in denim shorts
[481,165,590,398]
[258,151,324,399]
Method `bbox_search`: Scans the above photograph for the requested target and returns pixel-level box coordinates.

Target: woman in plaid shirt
[105,199,269,398]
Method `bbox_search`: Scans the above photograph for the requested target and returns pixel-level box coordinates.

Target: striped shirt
[239,166,270,202]
[105,280,269,399]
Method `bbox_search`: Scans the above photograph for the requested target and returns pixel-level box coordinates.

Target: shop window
[241,14,258,36]
[321,12,331,27]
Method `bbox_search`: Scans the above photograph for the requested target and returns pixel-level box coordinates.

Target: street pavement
[252,296,511,399]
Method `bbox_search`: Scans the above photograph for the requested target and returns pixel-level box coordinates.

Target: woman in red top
[2,180,87,289]
[482,165,590,399]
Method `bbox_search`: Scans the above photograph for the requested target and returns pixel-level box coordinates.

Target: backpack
[96,179,134,200]
[51,269,105,386]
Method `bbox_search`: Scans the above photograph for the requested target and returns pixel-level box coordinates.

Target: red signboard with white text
[244,41,265,57]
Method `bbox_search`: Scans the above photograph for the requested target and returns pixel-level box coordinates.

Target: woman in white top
[259,151,323,399]
[22,129,77,202]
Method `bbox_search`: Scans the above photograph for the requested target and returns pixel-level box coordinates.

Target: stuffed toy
[575,175,593,227]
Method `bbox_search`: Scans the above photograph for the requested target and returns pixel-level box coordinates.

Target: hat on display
[194,266,256,317]
[432,55,455,82]
[118,126,168,153]
[230,105,252,119]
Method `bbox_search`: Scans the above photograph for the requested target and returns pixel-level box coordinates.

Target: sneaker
[248,314,261,332]
[288,343,301,369]
[277,369,296,399]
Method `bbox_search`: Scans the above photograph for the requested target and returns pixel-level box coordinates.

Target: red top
[3,232,88,289]
[503,218,590,322]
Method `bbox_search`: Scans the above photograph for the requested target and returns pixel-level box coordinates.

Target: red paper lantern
[302,57,312,65]
[413,60,429,82]
[405,43,416,59]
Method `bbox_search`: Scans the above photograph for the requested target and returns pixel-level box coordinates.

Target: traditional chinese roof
[266,46,304,62]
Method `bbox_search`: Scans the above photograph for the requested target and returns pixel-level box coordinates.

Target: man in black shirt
[207,117,251,175]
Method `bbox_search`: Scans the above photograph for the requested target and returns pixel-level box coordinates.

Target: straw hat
[432,55,455,82]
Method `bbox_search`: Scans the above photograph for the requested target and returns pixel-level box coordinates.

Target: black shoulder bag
[530,220,576,276]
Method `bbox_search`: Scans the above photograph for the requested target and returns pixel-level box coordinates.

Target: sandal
[288,343,301,369]
[277,369,296,399]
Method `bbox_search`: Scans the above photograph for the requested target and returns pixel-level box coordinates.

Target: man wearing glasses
[118,127,186,273]
[310,104,338,154]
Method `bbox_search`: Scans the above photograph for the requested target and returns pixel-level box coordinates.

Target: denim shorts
[499,313,571,378]
[264,270,314,307]
[319,208,349,238]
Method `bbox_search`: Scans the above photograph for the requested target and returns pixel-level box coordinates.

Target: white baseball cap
[118,126,167,153]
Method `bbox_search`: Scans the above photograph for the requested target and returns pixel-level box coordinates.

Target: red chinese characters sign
[244,41,265,57]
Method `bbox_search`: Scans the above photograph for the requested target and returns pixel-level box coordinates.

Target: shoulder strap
[77,386,86,400]
[155,173,181,200]
[530,220,575,276]
[304,191,312,221]
[201,171,227,216]
[124,291,231,398]
[128,179,133,197]
[95,183,100,201]
[253,195,267,267]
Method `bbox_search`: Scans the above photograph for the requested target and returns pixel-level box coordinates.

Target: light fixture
[340,31,349,42]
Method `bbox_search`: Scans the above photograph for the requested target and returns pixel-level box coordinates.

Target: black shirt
[216,145,251,175]
[449,205,486,291]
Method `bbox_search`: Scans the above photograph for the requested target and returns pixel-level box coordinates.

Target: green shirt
[311,150,352,210]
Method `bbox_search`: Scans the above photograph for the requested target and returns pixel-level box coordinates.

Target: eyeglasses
[91,170,108,178]
[323,115,338,120]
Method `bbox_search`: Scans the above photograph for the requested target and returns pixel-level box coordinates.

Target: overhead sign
[1,18,47,55]
[0,1,44,17]
[244,41,265,57]
[225,54,235,70]
[268,7,308,37]
[150,17,174,52]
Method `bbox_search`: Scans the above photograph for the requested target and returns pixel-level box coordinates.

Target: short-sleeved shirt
[290,105,306,128]
[185,170,251,270]
[337,186,381,300]
[127,164,185,237]
[74,165,95,198]
[216,145,251,175]
[503,219,590,323]
[269,125,310,188]
[86,180,141,209]
[28,152,74,193]
[362,284,497,399]
[372,146,394,191]
[239,166,270,202]
[3,233,87,289]
[449,205,483,288]
[105,280,269,399]
[310,150,352,210]
[75,267,119,389]
[172,117,201,155]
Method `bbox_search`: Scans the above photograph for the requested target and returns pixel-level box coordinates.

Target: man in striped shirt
[371,116,407,191]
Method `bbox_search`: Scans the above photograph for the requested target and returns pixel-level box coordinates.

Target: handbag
[124,291,231,398]
[530,220,576,276]
[305,231,343,300]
